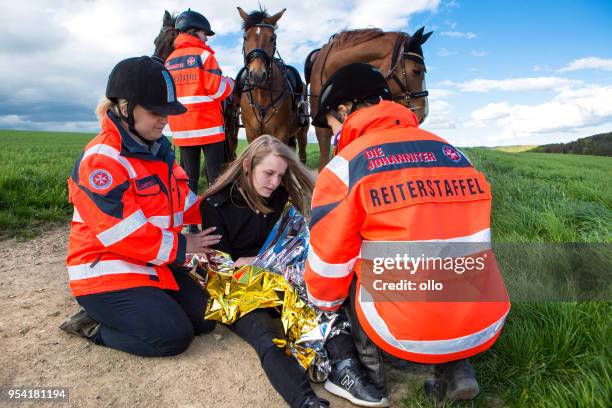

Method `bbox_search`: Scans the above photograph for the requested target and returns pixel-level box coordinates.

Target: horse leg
[288,135,297,149]
[297,125,308,165]
[316,126,332,170]
[224,104,239,161]
[245,126,255,144]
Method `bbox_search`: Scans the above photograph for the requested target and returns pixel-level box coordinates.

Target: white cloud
[440,76,582,92]
[0,114,98,133]
[424,100,459,129]
[438,48,458,57]
[470,51,488,57]
[420,88,459,130]
[270,0,440,66]
[440,31,476,39]
[466,85,612,141]
[348,0,439,29]
[445,0,460,9]
[533,65,552,72]
[429,88,455,98]
[0,0,441,130]
[558,57,612,73]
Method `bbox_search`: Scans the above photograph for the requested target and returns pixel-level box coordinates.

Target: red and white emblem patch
[442,145,462,163]
[89,169,113,190]
[186,56,196,66]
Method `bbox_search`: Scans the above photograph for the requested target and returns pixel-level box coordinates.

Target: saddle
[233,61,308,126]
[303,48,321,86]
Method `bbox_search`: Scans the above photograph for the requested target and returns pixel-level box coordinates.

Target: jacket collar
[206,182,285,207]
[336,101,420,153]
[102,110,174,164]
[173,33,214,54]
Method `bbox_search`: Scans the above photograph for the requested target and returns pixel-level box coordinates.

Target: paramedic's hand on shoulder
[185,226,221,253]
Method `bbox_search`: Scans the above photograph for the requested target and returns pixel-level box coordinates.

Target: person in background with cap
[305,63,510,404]
[166,9,235,233]
[59,56,223,357]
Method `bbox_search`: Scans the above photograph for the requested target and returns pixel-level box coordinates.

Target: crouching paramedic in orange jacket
[305,63,510,404]
[60,56,222,357]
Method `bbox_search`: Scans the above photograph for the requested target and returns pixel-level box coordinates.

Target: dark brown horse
[305,28,432,169]
[237,7,308,163]
[153,11,240,161]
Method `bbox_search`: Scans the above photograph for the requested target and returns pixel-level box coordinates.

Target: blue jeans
[77,268,215,357]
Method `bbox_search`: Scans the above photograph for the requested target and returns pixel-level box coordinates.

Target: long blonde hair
[202,135,314,215]
[95,97,128,123]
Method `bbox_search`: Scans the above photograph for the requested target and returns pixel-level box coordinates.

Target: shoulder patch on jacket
[89,169,113,190]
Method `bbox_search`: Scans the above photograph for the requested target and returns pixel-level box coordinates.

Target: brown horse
[305,28,432,169]
[237,7,308,163]
[153,11,240,161]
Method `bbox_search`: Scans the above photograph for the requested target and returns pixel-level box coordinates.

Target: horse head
[237,7,285,87]
[391,27,433,124]
[153,10,178,62]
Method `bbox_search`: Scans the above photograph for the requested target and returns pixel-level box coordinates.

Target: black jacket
[201,183,288,260]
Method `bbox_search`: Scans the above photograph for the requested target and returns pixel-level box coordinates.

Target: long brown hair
[201,135,314,215]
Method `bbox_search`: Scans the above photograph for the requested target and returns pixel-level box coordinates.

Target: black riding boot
[59,308,100,339]
[425,359,480,401]
[345,279,387,393]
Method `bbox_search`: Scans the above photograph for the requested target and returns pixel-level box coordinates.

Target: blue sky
[1,0,611,146]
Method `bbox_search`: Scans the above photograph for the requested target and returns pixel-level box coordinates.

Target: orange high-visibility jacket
[66,110,201,297]
[166,34,234,146]
[304,101,510,364]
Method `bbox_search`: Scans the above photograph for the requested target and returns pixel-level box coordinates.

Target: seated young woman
[200,135,328,408]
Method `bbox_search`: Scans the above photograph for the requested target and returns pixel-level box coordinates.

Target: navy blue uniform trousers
[76,268,215,357]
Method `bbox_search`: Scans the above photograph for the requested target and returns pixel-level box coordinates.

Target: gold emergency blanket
[190,251,319,368]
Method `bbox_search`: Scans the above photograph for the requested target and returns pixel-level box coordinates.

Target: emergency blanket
[188,203,339,377]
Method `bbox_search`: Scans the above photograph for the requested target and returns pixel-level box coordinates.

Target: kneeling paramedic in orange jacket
[60,56,222,357]
[305,63,510,403]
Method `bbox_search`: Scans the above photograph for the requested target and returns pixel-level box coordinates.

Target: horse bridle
[242,23,277,77]
[241,23,287,130]
[385,33,429,104]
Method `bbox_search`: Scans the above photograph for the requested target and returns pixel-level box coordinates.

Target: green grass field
[1,129,610,407]
[0,130,323,239]
[489,145,539,153]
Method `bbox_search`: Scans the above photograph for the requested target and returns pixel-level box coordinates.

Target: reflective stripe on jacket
[166,34,234,146]
[304,101,510,363]
[66,110,202,296]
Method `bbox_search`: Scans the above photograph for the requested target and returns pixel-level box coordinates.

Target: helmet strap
[330,100,358,124]
[330,109,345,125]
[120,101,149,145]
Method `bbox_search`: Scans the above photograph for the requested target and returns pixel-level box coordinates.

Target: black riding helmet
[175,9,215,36]
[312,63,392,128]
[106,56,186,137]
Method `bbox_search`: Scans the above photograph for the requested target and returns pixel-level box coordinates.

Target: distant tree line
[531,132,612,157]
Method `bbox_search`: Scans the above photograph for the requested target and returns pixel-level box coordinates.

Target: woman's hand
[233,257,256,267]
[185,226,222,254]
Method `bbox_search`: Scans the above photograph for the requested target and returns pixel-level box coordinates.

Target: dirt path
[0,227,425,407]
